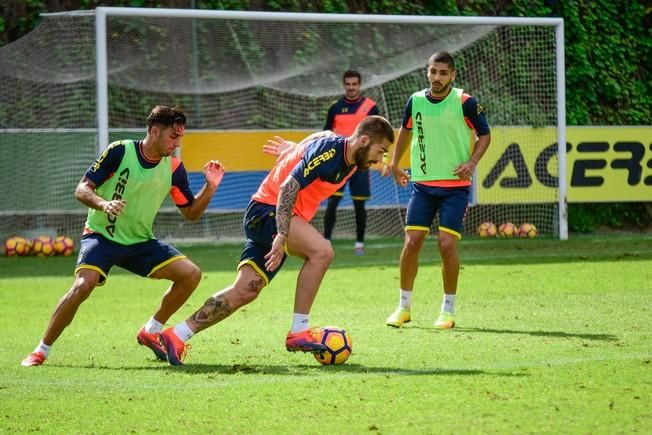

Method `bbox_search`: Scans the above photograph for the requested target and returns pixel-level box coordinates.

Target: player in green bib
[386,51,491,330]
[21,106,225,367]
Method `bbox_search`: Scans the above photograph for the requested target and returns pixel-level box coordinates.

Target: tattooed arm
[264,176,300,272]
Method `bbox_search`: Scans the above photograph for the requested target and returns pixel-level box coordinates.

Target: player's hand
[263,136,295,157]
[378,161,391,177]
[453,160,477,181]
[103,199,126,217]
[204,160,225,189]
[264,233,287,272]
[391,164,410,187]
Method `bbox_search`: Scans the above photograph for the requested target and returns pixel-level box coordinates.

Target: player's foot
[354,246,365,256]
[386,307,411,328]
[434,311,455,330]
[136,327,167,361]
[286,328,327,353]
[159,328,191,366]
[21,351,46,367]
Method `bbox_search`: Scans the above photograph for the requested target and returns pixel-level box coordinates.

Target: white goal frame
[92,7,567,240]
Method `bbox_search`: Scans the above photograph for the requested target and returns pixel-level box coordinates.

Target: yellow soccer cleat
[434,311,455,330]
[386,307,411,328]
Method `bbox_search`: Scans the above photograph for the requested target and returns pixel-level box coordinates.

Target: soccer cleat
[386,307,411,328]
[434,311,456,330]
[354,246,365,256]
[21,351,46,367]
[159,328,191,366]
[286,328,328,353]
[136,327,167,361]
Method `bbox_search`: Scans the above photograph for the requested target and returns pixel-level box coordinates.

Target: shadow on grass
[52,362,526,377]
[452,326,618,341]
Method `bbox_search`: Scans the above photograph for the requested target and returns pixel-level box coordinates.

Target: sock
[355,241,364,249]
[441,293,456,314]
[34,340,51,357]
[144,317,163,334]
[290,313,310,333]
[173,321,194,342]
[399,289,412,310]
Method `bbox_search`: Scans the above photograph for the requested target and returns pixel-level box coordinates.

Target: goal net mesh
[0,11,559,243]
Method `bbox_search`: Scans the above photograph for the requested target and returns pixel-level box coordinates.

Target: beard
[430,78,452,95]
[354,147,372,169]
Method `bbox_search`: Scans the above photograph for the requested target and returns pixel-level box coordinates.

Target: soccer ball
[3,236,31,256]
[313,326,352,365]
[477,222,497,238]
[4,237,19,256]
[32,235,55,257]
[54,236,75,256]
[518,223,538,238]
[498,222,517,238]
[15,236,31,256]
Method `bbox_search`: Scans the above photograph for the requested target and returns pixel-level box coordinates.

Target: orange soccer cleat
[136,327,167,361]
[285,328,328,353]
[21,351,46,367]
[159,328,191,366]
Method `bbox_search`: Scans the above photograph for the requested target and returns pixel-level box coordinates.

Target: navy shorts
[240,200,287,285]
[75,233,186,285]
[405,183,470,238]
[332,169,371,200]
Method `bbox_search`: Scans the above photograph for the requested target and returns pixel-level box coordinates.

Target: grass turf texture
[1,236,651,433]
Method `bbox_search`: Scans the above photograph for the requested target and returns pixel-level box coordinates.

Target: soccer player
[323,70,380,255]
[158,116,394,365]
[385,51,491,330]
[21,106,225,367]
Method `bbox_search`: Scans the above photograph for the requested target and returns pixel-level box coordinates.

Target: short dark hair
[428,51,455,70]
[147,106,187,130]
[342,69,362,83]
[355,115,395,144]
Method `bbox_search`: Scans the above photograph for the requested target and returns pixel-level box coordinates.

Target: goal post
[0,8,567,242]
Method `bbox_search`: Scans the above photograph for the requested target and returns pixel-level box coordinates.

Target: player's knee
[230,267,266,306]
[234,280,265,305]
[404,235,424,254]
[438,237,457,256]
[240,288,260,305]
[67,279,95,304]
[313,244,334,267]
[185,263,202,287]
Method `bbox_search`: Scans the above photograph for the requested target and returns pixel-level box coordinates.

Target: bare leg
[437,231,460,294]
[149,258,202,323]
[287,216,334,314]
[399,230,428,291]
[186,265,265,334]
[42,269,101,345]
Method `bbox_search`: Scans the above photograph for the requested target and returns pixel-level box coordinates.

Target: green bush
[569,203,651,233]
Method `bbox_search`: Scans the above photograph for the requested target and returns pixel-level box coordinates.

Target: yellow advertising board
[181,127,651,203]
[181,130,310,171]
[475,126,651,203]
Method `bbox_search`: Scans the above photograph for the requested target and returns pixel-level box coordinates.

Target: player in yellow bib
[386,51,491,330]
[21,106,225,367]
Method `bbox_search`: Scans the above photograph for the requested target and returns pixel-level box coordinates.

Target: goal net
[0,9,566,243]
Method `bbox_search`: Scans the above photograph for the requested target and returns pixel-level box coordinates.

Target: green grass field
[1,236,651,433]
